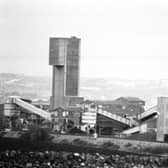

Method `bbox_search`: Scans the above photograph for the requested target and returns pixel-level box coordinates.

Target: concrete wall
[51,66,65,109]
[157,97,168,141]
[65,38,80,96]
[49,38,66,66]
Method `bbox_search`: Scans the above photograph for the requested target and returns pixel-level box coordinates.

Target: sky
[1,0,168,80]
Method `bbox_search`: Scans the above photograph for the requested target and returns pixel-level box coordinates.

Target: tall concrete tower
[157,97,168,141]
[49,37,83,109]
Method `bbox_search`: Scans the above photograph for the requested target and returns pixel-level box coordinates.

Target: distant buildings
[96,97,145,117]
[49,37,83,109]
[50,106,82,131]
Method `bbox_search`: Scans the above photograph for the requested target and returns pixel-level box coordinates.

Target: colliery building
[1,37,168,142]
[49,37,83,109]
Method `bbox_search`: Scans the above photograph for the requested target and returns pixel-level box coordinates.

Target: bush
[21,126,52,142]
[143,146,168,154]
[72,138,88,146]
[125,143,132,148]
[101,141,120,150]
[60,139,69,144]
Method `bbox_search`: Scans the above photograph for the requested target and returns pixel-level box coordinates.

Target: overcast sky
[1,0,168,80]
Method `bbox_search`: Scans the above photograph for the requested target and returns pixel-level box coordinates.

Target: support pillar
[157,97,168,141]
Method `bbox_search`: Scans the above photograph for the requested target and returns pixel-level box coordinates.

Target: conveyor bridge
[8,97,51,120]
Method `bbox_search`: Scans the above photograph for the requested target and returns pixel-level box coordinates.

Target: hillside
[0,73,168,107]
[0,73,51,103]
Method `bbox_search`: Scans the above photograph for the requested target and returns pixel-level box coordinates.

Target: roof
[65,107,83,112]
[116,97,145,102]
[32,99,50,105]
[95,97,145,105]
[80,100,95,105]
[49,106,82,112]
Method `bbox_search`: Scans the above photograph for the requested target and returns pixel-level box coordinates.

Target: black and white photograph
[0,0,168,167]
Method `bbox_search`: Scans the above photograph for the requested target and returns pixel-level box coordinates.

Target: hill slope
[0,73,168,107]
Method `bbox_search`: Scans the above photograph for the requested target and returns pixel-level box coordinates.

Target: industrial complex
[0,37,168,142]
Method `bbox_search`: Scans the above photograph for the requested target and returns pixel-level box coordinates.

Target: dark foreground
[0,138,168,168]
[0,150,168,168]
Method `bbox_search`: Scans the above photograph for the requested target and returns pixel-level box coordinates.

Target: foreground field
[1,131,168,155]
[51,134,168,155]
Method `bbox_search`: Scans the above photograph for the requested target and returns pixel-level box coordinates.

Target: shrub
[20,126,52,142]
[143,146,168,154]
[68,127,87,135]
[102,141,120,150]
[60,139,69,144]
[125,142,132,148]
[72,138,88,146]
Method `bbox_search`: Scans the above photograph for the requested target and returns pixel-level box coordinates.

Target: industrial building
[49,37,83,109]
[1,37,168,142]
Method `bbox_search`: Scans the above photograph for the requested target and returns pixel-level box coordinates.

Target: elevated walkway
[8,97,51,120]
[137,106,158,121]
[97,108,131,126]
[122,125,140,134]
[122,124,147,135]
[122,106,158,135]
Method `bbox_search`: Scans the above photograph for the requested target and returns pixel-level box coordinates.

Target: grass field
[1,132,168,155]
[51,134,168,155]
